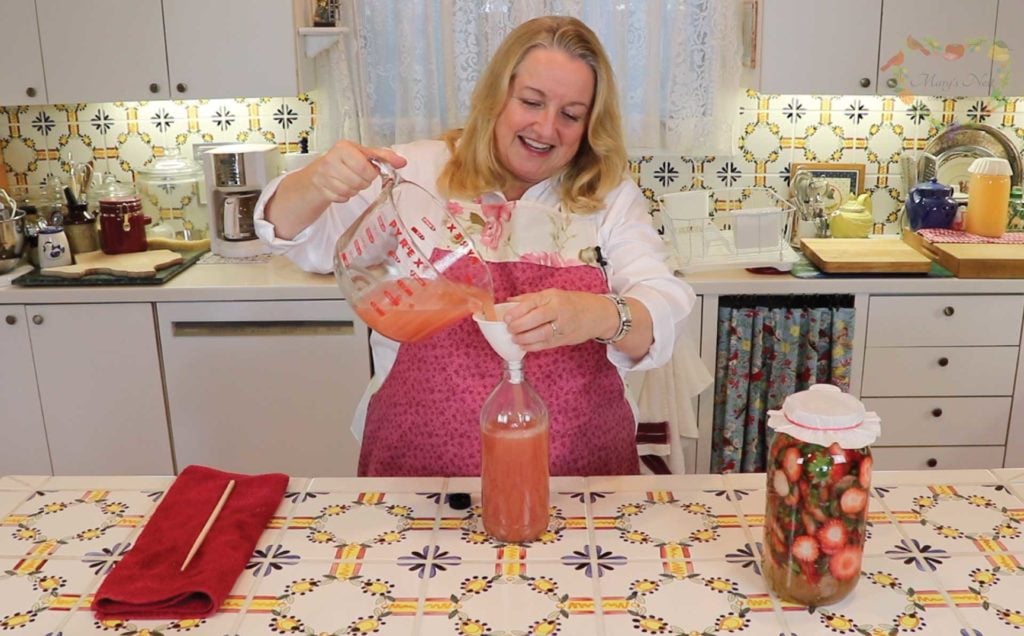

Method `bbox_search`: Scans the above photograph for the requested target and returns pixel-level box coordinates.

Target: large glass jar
[135,148,206,240]
[762,384,881,606]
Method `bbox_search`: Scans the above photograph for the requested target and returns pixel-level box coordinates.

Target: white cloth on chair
[627,328,713,474]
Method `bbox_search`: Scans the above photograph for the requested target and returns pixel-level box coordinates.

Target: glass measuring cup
[333,160,494,342]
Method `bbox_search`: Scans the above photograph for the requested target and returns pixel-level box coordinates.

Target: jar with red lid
[762,384,881,606]
[98,196,151,254]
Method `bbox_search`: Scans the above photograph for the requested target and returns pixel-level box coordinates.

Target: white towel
[627,330,713,474]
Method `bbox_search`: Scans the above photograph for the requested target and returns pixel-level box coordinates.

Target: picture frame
[790,162,866,197]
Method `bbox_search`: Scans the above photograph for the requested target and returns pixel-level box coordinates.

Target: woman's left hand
[503,289,618,352]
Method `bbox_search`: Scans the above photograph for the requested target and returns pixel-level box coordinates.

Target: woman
[255,16,695,477]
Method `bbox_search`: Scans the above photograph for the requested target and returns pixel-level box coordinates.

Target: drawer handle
[931,408,943,418]
[938,357,949,367]
[943,306,955,317]
[32,314,43,325]
[926,458,938,468]
[172,320,355,337]
[4,314,15,326]
[859,77,871,88]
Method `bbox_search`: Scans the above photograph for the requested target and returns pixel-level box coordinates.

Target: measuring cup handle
[369,158,400,188]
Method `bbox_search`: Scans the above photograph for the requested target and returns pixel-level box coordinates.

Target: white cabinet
[0,307,50,474]
[859,295,1023,471]
[0,303,173,475]
[36,0,169,104]
[749,0,1000,96]
[164,0,302,100]
[753,0,882,95]
[878,0,998,97]
[0,0,48,105]
[32,0,302,104]
[157,300,371,477]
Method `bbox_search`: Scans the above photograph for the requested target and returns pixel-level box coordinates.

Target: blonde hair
[437,15,627,215]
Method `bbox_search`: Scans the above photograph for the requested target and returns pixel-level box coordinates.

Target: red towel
[91,465,288,620]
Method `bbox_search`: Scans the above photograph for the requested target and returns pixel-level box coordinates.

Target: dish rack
[660,186,799,272]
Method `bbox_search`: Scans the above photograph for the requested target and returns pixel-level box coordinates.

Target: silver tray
[924,123,1023,192]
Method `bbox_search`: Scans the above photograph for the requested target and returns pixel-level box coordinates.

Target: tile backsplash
[3,91,1023,234]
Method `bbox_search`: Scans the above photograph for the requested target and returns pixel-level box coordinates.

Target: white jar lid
[968,157,1012,176]
[767,384,881,449]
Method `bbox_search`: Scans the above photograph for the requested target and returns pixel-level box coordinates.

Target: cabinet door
[163,0,299,99]
[36,0,169,103]
[757,0,882,95]
[0,0,47,105]
[994,0,1024,97]
[878,0,998,96]
[27,303,173,475]
[0,307,51,474]
[157,300,370,477]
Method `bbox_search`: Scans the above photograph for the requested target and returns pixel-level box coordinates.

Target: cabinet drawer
[861,346,1018,396]
[861,397,1010,446]
[871,446,1004,471]
[157,300,370,477]
[867,295,1024,347]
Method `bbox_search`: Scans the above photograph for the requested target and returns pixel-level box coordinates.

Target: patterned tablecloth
[2,468,1024,635]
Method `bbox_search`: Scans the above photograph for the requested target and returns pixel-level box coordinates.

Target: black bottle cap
[447,492,471,510]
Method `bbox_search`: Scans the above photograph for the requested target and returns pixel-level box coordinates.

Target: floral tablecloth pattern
[1,468,1023,635]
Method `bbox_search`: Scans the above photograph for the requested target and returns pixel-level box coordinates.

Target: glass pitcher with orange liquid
[333,160,494,342]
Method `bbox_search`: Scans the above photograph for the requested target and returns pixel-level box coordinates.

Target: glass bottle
[1008,186,1024,232]
[762,384,881,607]
[480,358,550,543]
[965,157,1011,238]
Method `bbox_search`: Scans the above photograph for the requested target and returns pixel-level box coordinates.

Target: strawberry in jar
[762,384,881,606]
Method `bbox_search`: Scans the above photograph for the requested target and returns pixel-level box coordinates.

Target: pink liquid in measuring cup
[354,279,495,342]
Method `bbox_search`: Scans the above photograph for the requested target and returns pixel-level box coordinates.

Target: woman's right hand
[305,140,407,205]
[263,140,406,240]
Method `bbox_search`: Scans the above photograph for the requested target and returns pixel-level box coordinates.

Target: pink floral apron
[358,200,639,477]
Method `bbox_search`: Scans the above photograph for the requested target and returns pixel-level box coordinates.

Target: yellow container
[965,158,1012,238]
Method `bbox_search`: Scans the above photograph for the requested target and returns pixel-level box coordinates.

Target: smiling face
[493,47,595,200]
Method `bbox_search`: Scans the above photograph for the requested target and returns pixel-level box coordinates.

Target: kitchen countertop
[2,255,1024,304]
[2,468,1024,634]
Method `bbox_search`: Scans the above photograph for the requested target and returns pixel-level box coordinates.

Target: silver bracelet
[594,294,632,344]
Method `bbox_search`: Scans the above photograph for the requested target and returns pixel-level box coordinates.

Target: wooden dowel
[180,479,235,571]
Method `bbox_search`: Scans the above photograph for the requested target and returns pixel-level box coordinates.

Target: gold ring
[551,321,559,337]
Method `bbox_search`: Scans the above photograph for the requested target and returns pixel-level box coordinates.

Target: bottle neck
[503,359,524,384]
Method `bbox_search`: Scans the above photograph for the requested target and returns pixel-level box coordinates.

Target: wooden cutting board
[801,238,932,274]
[39,249,184,278]
[922,242,1024,278]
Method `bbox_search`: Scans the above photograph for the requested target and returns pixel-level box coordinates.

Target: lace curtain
[319,0,743,155]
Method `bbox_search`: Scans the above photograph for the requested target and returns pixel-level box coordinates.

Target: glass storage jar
[135,148,206,240]
[762,384,881,606]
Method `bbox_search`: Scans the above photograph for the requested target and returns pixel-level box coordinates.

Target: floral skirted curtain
[320,0,742,155]
[711,296,856,474]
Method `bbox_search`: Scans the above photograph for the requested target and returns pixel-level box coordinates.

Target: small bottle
[480,357,550,543]
[1008,186,1024,232]
[965,157,1012,238]
[762,384,881,607]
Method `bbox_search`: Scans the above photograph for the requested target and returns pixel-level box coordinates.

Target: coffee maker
[202,143,280,257]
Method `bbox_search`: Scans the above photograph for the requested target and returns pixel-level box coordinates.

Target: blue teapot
[905,178,957,231]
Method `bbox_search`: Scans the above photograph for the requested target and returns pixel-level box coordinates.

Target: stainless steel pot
[0,208,27,274]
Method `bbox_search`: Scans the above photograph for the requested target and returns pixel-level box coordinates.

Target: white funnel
[474,302,525,362]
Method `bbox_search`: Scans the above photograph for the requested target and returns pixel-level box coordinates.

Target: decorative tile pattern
[4,90,1024,234]
[0,471,1018,634]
